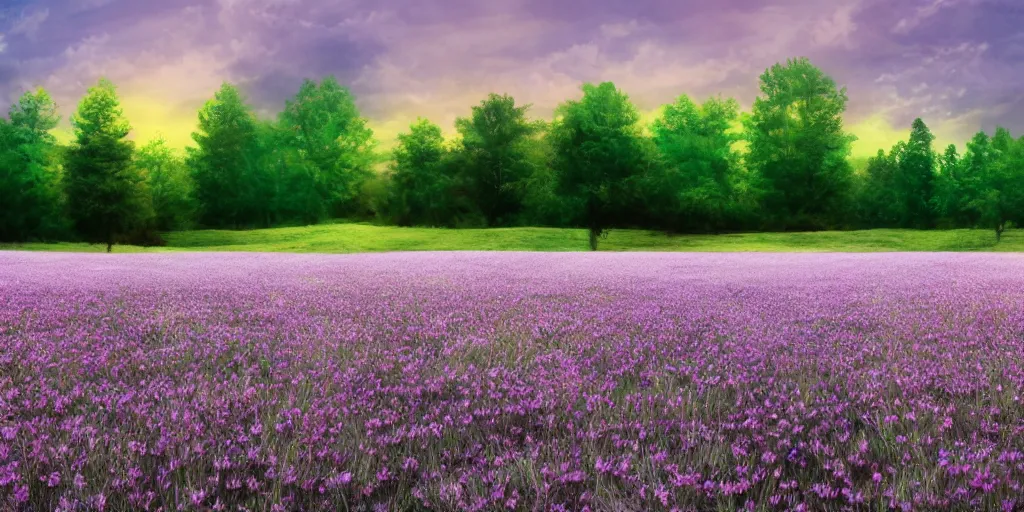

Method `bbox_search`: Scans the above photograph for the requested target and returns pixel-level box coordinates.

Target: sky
[0,0,1021,157]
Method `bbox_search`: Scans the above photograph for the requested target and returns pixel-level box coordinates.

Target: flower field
[2,251,1024,511]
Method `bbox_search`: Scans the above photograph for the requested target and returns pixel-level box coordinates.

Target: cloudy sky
[0,0,1021,156]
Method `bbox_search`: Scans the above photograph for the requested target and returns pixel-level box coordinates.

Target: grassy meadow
[2,224,1022,254]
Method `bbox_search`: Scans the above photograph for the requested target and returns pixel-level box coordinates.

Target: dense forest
[2,57,1022,251]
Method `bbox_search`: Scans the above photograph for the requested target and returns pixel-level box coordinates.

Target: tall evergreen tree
[550,82,649,250]
[894,118,936,228]
[932,143,966,227]
[64,79,147,252]
[958,132,994,229]
[188,83,270,228]
[744,58,856,229]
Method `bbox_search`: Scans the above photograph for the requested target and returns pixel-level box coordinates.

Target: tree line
[2,57,1022,251]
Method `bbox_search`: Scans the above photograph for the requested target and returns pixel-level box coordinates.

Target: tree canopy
[0,88,65,242]
[550,82,650,250]
[3,58,1023,249]
[745,57,856,230]
[64,79,149,251]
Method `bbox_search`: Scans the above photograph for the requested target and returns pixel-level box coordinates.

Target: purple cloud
[0,0,1020,152]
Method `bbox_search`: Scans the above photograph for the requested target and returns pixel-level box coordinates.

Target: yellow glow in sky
[120,95,199,150]
[50,95,199,152]
[847,114,912,158]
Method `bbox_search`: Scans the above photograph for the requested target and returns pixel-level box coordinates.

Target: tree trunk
[996,222,1005,242]
[106,242,113,253]
[587,192,600,252]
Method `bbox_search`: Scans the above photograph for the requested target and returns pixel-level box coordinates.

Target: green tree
[455,93,540,226]
[648,95,743,232]
[514,123,569,227]
[893,118,936,228]
[387,118,452,226]
[188,83,271,228]
[257,120,322,225]
[859,141,912,228]
[932,143,967,227]
[64,79,149,252]
[278,76,376,219]
[550,82,649,250]
[0,88,66,242]
[973,128,1024,240]
[957,132,994,230]
[744,58,856,229]
[135,138,195,231]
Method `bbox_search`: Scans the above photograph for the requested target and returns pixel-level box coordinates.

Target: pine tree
[64,79,146,252]
[895,118,936,228]
[187,83,270,228]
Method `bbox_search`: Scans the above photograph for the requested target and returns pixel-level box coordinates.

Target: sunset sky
[0,0,1021,156]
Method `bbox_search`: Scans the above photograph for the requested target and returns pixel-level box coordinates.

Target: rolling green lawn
[3,223,1023,253]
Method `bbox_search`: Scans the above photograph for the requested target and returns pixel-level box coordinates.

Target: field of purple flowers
[2,251,1024,511]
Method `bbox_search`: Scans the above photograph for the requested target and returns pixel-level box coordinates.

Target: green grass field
[3,223,1022,253]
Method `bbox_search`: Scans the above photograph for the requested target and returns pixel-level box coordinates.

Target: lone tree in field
[551,82,648,250]
[745,58,855,229]
[64,79,144,252]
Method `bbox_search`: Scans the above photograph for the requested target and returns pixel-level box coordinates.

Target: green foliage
[135,138,195,231]
[258,120,323,224]
[550,82,649,250]
[894,118,936,228]
[857,142,905,228]
[745,58,856,230]
[355,170,392,221]
[5,62,1024,252]
[971,128,1024,240]
[513,125,570,226]
[188,83,271,228]
[0,88,66,242]
[64,79,151,252]
[646,95,746,232]
[387,118,453,226]
[931,144,965,227]
[454,93,541,226]
[930,129,1024,239]
[276,76,376,220]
